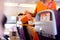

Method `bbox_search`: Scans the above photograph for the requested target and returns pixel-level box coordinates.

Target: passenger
[0,13,7,40]
[17,13,26,40]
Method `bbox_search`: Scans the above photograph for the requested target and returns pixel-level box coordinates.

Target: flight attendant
[32,0,56,17]
[32,0,56,40]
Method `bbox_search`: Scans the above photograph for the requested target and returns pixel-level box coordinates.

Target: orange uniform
[33,32,39,40]
[33,1,56,16]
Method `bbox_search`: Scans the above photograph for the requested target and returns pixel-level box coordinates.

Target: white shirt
[17,21,22,29]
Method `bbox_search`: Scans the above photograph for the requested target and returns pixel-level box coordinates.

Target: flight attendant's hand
[24,11,32,20]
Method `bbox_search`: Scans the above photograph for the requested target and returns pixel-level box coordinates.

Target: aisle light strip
[19,4,36,7]
[4,2,36,7]
[4,2,18,6]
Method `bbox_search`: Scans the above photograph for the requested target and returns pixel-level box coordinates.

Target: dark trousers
[23,22,31,40]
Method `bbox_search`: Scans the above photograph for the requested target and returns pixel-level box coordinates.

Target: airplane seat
[35,10,58,40]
